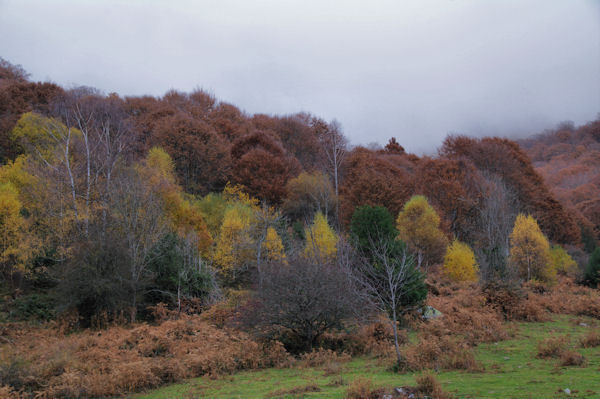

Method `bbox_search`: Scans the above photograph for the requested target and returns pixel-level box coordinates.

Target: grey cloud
[1,0,598,153]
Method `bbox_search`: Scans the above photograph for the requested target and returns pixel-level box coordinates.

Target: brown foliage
[403,334,481,372]
[0,316,291,398]
[415,373,454,399]
[441,135,580,244]
[340,147,416,225]
[231,131,301,203]
[520,120,600,241]
[346,378,384,399]
[559,350,587,367]
[579,330,600,348]
[536,336,569,358]
[152,114,231,194]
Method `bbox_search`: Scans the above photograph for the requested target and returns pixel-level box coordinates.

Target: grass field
[138,316,600,399]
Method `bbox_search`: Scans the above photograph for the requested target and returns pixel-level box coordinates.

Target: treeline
[519,120,600,252]
[0,57,598,334]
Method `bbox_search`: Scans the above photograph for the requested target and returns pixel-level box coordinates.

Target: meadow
[140,316,600,399]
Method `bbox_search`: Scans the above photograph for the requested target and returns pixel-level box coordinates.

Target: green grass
[138,316,600,399]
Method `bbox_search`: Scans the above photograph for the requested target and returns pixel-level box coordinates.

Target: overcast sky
[1,0,599,153]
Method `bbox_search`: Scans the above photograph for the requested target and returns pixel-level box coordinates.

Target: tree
[349,205,397,258]
[396,195,448,269]
[248,256,357,353]
[550,245,577,276]
[0,182,33,283]
[583,247,600,287]
[443,240,479,282]
[509,214,554,282]
[314,119,347,226]
[340,147,415,226]
[348,236,426,369]
[230,131,301,204]
[211,204,254,281]
[440,135,580,245]
[263,227,286,263]
[304,211,338,263]
[475,173,518,282]
[283,171,336,222]
[152,114,231,194]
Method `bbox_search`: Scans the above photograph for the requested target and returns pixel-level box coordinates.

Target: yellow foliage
[550,245,577,276]
[139,147,212,253]
[304,212,337,262]
[443,240,479,282]
[509,214,554,282]
[11,112,81,161]
[144,147,177,185]
[223,182,259,209]
[212,205,254,275]
[396,195,448,267]
[0,183,32,273]
[263,227,286,263]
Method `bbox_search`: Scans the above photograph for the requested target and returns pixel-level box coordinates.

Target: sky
[1,0,599,153]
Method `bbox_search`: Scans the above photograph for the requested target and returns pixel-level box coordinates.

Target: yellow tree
[139,147,212,254]
[509,214,554,282]
[550,244,577,276]
[443,240,479,282]
[0,183,33,279]
[304,211,337,262]
[396,195,448,268]
[212,205,254,278]
[263,227,286,263]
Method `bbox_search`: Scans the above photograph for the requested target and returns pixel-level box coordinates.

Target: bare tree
[346,236,426,369]
[476,172,519,282]
[111,169,167,322]
[315,119,348,228]
[247,256,357,353]
[252,202,283,288]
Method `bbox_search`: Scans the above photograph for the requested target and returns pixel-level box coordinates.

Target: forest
[0,57,599,398]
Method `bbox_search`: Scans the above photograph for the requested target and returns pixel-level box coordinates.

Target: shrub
[559,350,587,367]
[509,214,554,283]
[403,334,481,372]
[536,336,569,358]
[442,240,479,282]
[243,256,358,353]
[550,244,578,276]
[579,330,600,348]
[415,372,454,399]
[346,378,383,399]
[583,247,600,287]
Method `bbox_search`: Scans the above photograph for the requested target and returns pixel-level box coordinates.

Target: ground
[138,316,600,399]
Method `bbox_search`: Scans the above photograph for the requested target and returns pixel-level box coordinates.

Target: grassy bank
[139,316,600,399]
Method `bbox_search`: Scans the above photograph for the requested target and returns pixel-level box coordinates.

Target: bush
[346,378,383,399]
[443,240,479,282]
[536,336,569,358]
[415,372,454,399]
[579,330,600,348]
[550,245,578,276]
[9,293,54,321]
[244,256,359,354]
[559,350,587,367]
[583,247,600,287]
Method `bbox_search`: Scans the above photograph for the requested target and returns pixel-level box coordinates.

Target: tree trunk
[391,308,406,370]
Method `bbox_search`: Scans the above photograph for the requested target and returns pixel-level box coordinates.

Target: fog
[1,0,599,153]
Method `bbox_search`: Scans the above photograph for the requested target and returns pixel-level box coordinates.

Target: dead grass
[345,378,384,399]
[579,330,600,348]
[415,372,455,399]
[559,350,587,367]
[0,315,291,398]
[536,336,570,358]
[403,334,482,372]
[267,383,321,398]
